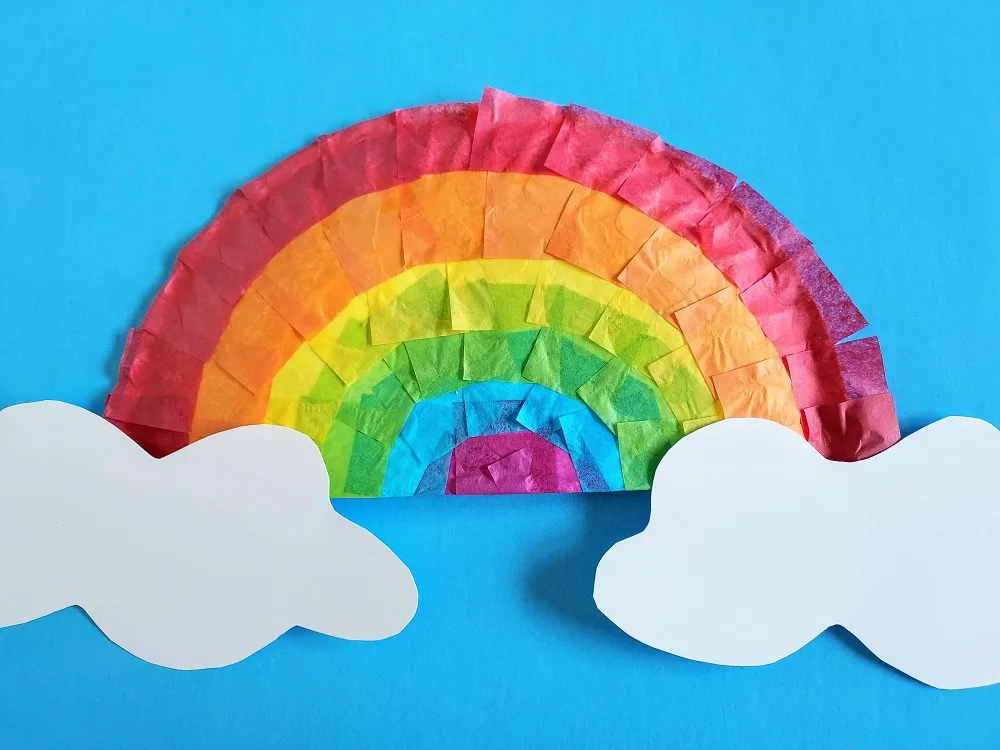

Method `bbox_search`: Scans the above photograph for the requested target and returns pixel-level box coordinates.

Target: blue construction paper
[3,2,998,747]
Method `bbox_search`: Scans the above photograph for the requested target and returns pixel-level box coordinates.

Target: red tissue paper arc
[104,87,900,465]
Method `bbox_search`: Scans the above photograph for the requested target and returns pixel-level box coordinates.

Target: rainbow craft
[104,88,901,497]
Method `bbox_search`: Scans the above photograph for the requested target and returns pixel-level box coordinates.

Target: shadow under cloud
[898,413,944,439]
[522,492,935,684]
[524,491,655,654]
[827,625,925,687]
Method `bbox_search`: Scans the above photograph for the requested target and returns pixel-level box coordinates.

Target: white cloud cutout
[594,417,1000,690]
[0,401,417,670]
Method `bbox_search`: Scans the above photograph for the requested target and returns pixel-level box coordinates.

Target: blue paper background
[1,1,999,747]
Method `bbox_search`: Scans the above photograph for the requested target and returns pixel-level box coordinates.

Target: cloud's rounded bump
[595,417,1000,689]
[0,401,417,670]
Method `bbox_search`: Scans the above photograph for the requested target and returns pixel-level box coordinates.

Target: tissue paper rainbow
[103,88,900,497]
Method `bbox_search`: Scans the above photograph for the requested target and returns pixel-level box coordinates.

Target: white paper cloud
[594,417,1000,689]
[0,401,417,670]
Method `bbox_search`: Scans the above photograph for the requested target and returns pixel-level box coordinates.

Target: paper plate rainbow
[104,88,901,497]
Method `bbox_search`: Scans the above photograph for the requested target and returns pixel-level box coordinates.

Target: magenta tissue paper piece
[447,432,582,495]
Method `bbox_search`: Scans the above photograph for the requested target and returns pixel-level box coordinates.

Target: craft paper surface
[382,344,423,401]
[267,345,345,445]
[241,257,743,495]
[323,188,404,295]
[241,142,331,249]
[369,264,451,343]
[516,384,582,441]
[335,363,415,444]
[615,418,680,490]
[525,261,618,337]
[616,137,736,244]
[558,410,624,492]
[380,439,428,498]
[462,329,538,382]
[175,193,277,305]
[447,259,540,331]
[785,336,888,409]
[106,330,204,434]
[278,308,684,495]
[190,361,270,441]
[105,92,900,493]
[414,452,452,496]
[140,260,232,363]
[697,182,812,291]
[713,358,803,434]
[396,102,476,178]
[253,253,803,495]
[463,385,526,436]
[483,173,575,260]
[646,346,719,422]
[212,289,303,394]
[404,398,466,463]
[588,289,685,370]
[406,335,466,398]
[470,87,564,173]
[802,392,901,460]
[471,89,576,259]
[0,402,417,670]
[522,328,610,396]
[487,445,581,494]
[449,432,580,495]
[616,228,730,318]
[740,247,866,355]
[595,417,1000,689]
[681,416,719,434]
[106,419,189,459]
[318,113,400,209]
[253,224,355,339]
[400,172,486,267]
[544,104,656,193]
[673,286,778,379]
[310,294,394,385]
[324,420,393,497]
[381,382,625,496]
[544,188,659,280]
[577,357,672,430]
